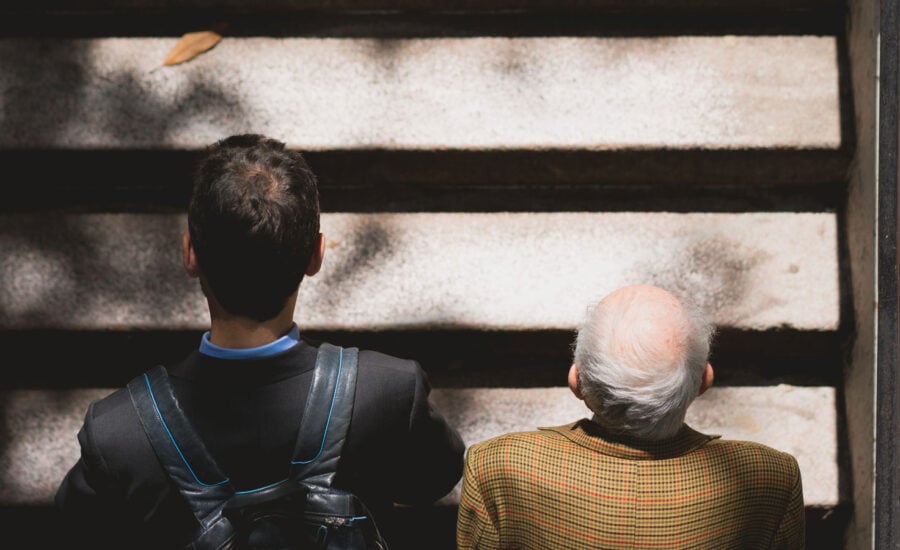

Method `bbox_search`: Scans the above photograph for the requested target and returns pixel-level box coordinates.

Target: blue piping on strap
[292,347,343,465]
[144,373,229,487]
[234,478,289,495]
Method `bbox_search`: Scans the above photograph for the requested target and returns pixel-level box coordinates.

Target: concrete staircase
[0,1,856,548]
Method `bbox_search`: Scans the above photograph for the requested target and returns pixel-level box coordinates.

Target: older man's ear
[699,363,714,396]
[568,364,584,400]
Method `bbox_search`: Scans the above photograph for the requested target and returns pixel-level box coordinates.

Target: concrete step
[0,385,841,508]
[0,210,843,389]
[0,33,848,211]
[0,382,848,549]
[0,212,839,332]
[0,36,839,150]
[0,32,848,212]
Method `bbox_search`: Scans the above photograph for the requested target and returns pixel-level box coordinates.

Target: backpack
[127,342,389,550]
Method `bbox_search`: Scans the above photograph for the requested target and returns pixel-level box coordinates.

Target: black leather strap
[128,342,359,548]
[127,365,235,547]
[290,343,359,488]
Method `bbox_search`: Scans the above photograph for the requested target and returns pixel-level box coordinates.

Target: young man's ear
[182,232,200,278]
[568,364,585,401]
[305,233,326,276]
[699,362,715,396]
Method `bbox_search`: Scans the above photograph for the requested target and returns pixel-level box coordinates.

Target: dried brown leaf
[164,24,228,66]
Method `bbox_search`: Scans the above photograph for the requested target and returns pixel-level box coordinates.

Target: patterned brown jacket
[457,419,804,549]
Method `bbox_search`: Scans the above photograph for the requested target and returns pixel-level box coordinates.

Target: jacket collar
[541,419,719,460]
[170,337,319,387]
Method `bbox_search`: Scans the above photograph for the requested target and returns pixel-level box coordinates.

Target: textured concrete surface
[0,389,103,506]
[0,36,838,150]
[0,385,839,507]
[0,212,838,331]
[842,0,878,546]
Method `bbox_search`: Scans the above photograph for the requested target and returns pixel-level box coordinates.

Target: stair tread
[0,212,840,332]
[0,36,840,150]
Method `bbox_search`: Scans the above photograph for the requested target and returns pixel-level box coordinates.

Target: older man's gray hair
[573,285,714,440]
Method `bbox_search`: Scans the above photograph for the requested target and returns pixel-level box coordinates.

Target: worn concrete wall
[844,0,878,548]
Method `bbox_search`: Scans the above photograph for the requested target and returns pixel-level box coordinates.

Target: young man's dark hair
[188,134,320,321]
[55,134,466,550]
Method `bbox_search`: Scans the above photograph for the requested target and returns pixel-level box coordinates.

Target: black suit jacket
[55,337,466,549]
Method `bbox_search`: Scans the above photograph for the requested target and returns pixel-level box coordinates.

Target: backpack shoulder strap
[127,365,236,550]
[289,343,359,488]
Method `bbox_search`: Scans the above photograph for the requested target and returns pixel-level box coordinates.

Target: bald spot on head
[594,284,690,375]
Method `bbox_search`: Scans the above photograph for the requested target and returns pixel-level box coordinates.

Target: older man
[456,284,804,549]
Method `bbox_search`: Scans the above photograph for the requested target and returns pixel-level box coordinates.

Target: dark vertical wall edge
[876,0,899,547]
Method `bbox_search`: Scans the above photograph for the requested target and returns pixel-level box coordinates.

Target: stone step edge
[0,212,840,332]
[0,36,841,150]
[0,328,845,390]
[0,0,839,15]
[2,148,849,215]
[0,385,842,508]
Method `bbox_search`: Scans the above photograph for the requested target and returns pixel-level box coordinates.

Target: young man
[457,284,805,549]
[55,134,465,549]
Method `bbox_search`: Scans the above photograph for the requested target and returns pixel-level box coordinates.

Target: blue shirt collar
[199,323,301,360]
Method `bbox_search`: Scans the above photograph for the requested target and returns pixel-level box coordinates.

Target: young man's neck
[206,297,298,349]
[207,316,295,349]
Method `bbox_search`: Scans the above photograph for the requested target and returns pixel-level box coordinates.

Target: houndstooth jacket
[457,419,804,550]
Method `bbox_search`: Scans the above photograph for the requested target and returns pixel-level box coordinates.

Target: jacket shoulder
[466,430,559,459]
[704,439,800,467]
[357,348,421,378]
[79,385,156,461]
[354,348,428,404]
[699,438,802,491]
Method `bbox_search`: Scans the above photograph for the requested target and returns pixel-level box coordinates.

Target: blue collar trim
[199,324,301,359]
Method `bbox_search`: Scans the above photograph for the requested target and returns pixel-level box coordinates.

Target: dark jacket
[55,337,465,549]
